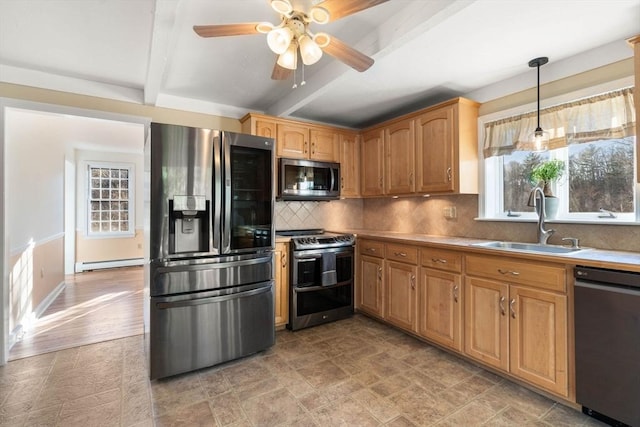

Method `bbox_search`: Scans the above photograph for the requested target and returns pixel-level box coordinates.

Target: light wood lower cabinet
[464,254,569,397]
[358,255,384,318]
[385,260,417,331]
[274,242,289,329]
[418,268,463,351]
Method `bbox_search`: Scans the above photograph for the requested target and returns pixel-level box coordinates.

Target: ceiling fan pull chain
[292,67,297,89]
[301,63,306,86]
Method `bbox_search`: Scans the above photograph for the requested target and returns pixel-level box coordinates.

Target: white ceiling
[1,0,638,129]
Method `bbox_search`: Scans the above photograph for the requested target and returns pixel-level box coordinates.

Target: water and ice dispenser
[169,195,210,254]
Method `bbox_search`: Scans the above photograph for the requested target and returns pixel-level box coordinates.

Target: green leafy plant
[529,159,565,197]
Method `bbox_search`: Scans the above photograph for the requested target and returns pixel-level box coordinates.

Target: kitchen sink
[472,241,584,254]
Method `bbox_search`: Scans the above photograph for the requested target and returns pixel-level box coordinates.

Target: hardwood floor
[8,266,144,361]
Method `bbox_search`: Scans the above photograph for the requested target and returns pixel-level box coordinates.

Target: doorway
[1,101,148,363]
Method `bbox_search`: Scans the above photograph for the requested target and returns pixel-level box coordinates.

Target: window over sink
[480,84,638,223]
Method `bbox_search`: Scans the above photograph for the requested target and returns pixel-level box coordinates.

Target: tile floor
[0,315,605,427]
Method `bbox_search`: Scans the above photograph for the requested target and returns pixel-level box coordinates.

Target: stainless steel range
[277,229,355,331]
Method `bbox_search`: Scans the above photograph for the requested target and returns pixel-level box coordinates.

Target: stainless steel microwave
[278,158,340,201]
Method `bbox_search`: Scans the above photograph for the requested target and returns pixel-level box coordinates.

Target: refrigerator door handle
[156,285,272,309]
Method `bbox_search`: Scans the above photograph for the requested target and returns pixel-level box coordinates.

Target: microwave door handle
[331,168,336,192]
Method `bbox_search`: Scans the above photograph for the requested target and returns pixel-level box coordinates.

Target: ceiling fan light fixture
[528,56,550,152]
[270,0,293,15]
[267,26,293,54]
[277,42,298,70]
[256,22,274,34]
[309,6,330,24]
[312,32,330,48]
[299,35,323,65]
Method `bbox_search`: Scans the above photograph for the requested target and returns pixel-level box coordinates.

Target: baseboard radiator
[75,258,144,273]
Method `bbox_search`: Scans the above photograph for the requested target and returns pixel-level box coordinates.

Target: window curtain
[483,87,635,158]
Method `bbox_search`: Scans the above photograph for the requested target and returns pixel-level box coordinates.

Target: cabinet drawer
[386,243,418,264]
[465,255,566,292]
[358,239,385,258]
[421,248,462,273]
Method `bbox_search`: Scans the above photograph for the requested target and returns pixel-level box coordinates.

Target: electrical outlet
[443,206,457,219]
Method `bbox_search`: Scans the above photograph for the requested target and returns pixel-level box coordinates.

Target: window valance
[483,87,635,157]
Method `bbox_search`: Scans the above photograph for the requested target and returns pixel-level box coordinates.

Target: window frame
[86,161,135,238]
[478,76,639,225]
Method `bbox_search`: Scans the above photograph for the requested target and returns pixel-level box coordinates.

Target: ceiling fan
[193,0,389,80]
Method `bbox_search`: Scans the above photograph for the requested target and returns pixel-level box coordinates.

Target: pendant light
[528,56,549,152]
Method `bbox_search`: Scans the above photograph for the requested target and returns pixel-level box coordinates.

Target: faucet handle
[561,237,580,248]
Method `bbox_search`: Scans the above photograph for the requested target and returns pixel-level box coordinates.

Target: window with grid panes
[87,163,134,237]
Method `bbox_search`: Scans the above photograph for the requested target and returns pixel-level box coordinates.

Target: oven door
[288,247,354,330]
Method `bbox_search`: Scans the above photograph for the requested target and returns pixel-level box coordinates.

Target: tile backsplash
[275,199,363,231]
[274,195,638,252]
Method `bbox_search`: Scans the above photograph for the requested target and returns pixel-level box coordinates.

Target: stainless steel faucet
[531,187,555,244]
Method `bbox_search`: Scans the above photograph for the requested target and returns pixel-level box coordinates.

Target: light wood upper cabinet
[385,118,416,195]
[415,99,479,194]
[360,128,384,196]
[274,242,289,329]
[309,128,338,162]
[277,123,308,159]
[241,114,277,139]
[339,132,360,197]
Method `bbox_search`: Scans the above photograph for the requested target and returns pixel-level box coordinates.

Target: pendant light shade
[298,34,322,65]
[529,56,550,152]
[277,42,298,70]
[267,26,293,54]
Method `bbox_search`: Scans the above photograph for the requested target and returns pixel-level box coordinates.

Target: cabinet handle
[409,172,414,186]
[498,269,520,276]
[366,247,377,253]
[411,275,416,290]
[499,296,506,315]
[377,267,382,282]
[446,167,452,182]
[341,176,344,189]
[304,141,308,154]
[510,298,516,318]
[394,251,407,257]
[282,253,286,269]
[311,142,315,154]
[453,285,459,302]
[431,258,447,264]
[379,176,383,188]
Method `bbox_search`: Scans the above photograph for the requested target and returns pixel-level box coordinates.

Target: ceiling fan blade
[271,60,293,80]
[322,36,374,72]
[315,0,389,22]
[193,23,261,38]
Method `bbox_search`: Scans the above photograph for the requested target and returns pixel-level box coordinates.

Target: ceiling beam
[265,0,478,119]
[144,0,180,105]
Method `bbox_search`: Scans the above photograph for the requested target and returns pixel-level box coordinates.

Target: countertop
[342,230,640,273]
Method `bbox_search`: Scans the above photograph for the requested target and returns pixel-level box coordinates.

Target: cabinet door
[418,268,462,351]
[509,286,568,396]
[277,123,308,159]
[309,128,338,161]
[339,133,360,197]
[385,119,415,194]
[415,105,455,193]
[385,261,417,332]
[274,242,289,328]
[464,276,509,371]
[360,129,384,196]
[358,255,384,317]
[255,119,277,139]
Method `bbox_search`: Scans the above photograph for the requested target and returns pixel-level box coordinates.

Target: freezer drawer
[149,281,275,379]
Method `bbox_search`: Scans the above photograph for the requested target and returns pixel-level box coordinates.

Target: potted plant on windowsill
[528,159,565,218]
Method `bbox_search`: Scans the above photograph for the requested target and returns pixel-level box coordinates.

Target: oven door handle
[294,281,351,292]
[294,253,322,261]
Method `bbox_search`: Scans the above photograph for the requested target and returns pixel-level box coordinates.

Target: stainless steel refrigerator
[144,123,275,380]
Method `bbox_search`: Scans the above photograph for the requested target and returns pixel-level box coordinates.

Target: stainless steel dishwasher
[574,266,640,427]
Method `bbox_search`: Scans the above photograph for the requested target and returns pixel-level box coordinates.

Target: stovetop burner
[276,229,355,250]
